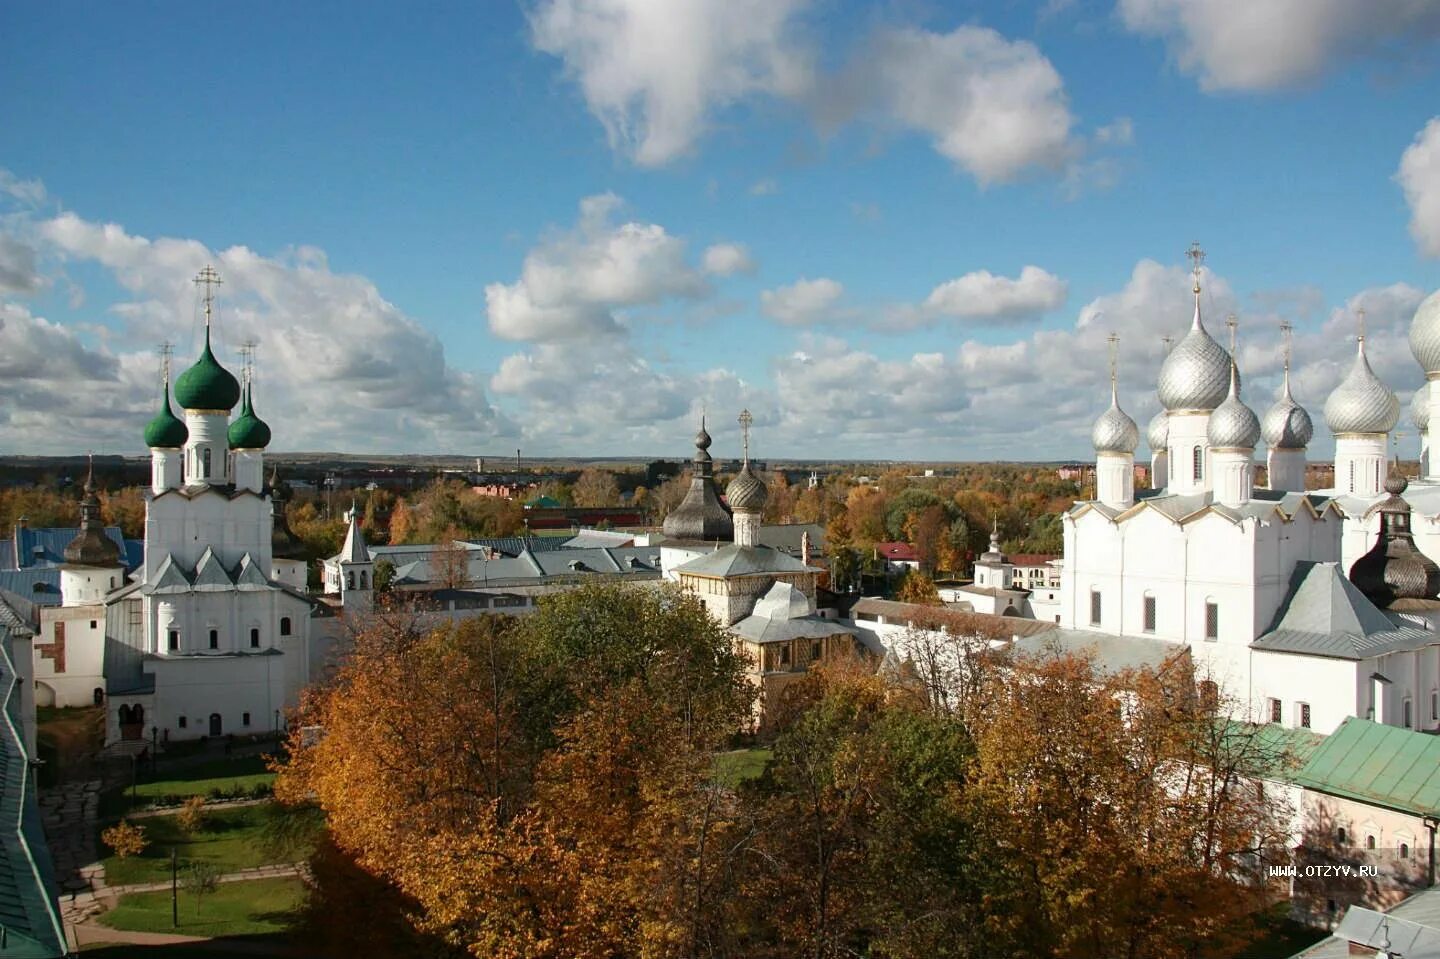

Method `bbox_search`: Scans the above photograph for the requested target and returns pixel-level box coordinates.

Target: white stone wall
[145,491,273,580]
[34,604,107,708]
[145,653,289,741]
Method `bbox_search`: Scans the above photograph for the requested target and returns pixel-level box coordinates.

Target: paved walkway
[64,864,306,952]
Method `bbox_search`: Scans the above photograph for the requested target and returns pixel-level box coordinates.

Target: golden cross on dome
[1226,314,1238,354]
[1356,306,1367,344]
[194,265,223,329]
[1279,321,1293,373]
[1185,241,1205,291]
[738,408,753,463]
[157,341,173,383]
[1106,332,1119,388]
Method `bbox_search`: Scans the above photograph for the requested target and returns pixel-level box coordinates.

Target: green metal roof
[173,330,240,411]
[142,379,188,449]
[1217,720,1327,781]
[0,610,69,957]
[1294,716,1440,817]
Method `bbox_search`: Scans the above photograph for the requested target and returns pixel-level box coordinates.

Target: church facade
[1063,249,1440,736]
[44,268,329,746]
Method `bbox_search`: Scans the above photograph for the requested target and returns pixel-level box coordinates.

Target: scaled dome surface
[1146,410,1169,451]
[1324,344,1399,435]
[726,464,768,512]
[1158,306,1235,412]
[1408,288,1440,376]
[1261,378,1313,450]
[144,384,189,448]
[1207,370,1261,449]
[1092,397,1139,454]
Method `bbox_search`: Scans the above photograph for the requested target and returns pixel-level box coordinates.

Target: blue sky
[2,0,1440,460]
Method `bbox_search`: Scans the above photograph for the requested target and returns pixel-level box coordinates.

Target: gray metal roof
[1081,487,1335,525]
[1,525,139,572]
[673,545,815,578]
[1293,886,1440,958]
[391,545,664,589]
[1251,562,1437,660]
[0,572,60,609]
[1010,628,1188,675]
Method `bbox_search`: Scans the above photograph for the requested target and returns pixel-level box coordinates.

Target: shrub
[176,795,207,834]
[102,820,148,859]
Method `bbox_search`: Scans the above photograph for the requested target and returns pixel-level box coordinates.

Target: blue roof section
[0,605,69,956]
[0,572,61,609]
[1,525,139,572]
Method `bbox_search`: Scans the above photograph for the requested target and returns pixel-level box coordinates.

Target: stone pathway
[62,864,306,948]
[40,779,102,895]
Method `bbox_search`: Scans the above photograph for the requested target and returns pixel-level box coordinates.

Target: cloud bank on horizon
[1,0,1439,462]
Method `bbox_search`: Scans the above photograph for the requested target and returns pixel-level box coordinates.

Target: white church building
[1058,247,1440,736]
[37,268,330,746]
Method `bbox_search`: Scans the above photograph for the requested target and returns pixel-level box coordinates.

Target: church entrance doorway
[209,713,222,737]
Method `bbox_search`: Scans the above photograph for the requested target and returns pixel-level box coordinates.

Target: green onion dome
[228,384,272,450]
[174,331,241,411]
[143,380,189,449]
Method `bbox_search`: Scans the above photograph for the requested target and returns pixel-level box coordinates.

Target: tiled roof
[874,542,918,561]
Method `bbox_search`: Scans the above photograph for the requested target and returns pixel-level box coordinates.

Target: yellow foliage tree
[101,820,148,859]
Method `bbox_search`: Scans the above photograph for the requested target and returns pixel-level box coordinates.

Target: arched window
[1365,834,1377,851]
[208,629,218,650]
[1349,461,1355,492]
[1192,446,1203,482]
[168,629,179,651]
[201,447,212,478]
[93,687,104,706]
[346,571,355,590]
[1400,842,1411,859]
[178,716,187,729]
[280,617,292,636]
[1403,697,1413,728]
[250,628,260,649]
[1142,592,1156,633]
[359,570,368,589]
[1337,827,1347,845]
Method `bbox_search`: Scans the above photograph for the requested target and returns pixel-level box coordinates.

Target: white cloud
[828,25,1079,185]
[528,0,813,166]
[21,213,514,454]
[760,277,843,325]
[701,242,756,276]
[484,193,711,342]
[0,169,46,207]
[529,6,1120,188]
[923,266,1068,323]
[0,236,44,295]
[1118,0,1440,92]
[1398,117,1440,259]
[748,178,779,196]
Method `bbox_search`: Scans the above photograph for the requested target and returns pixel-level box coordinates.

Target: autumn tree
[99,487,147,538]
[278,582,753,958]
[431,531,471,590]
[965,654,1292,958]
[895,569,942,606]
[571,468,620,508]
[845,487,887,547]
[388,499,416,544]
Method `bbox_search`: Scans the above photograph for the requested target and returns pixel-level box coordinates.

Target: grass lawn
[98,876,303,937]
[713,748,773,786]
[135,754,276,800]
[101,805,298,886]
[82,943,294,957]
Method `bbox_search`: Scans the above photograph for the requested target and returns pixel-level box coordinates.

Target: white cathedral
[33,268,330,746]
[1061,251,1440,737]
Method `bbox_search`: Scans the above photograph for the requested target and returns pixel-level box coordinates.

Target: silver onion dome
[1208,364,1261,449]
[1324,339,1399,435]
[726,463,768,512]
[1146,410,1169,451]
[1092,386,1139,454]
[1408,288,1440,376]
[1261,369,1313,449]
[1412,381,1430,432]
[1158,290,1236,412]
